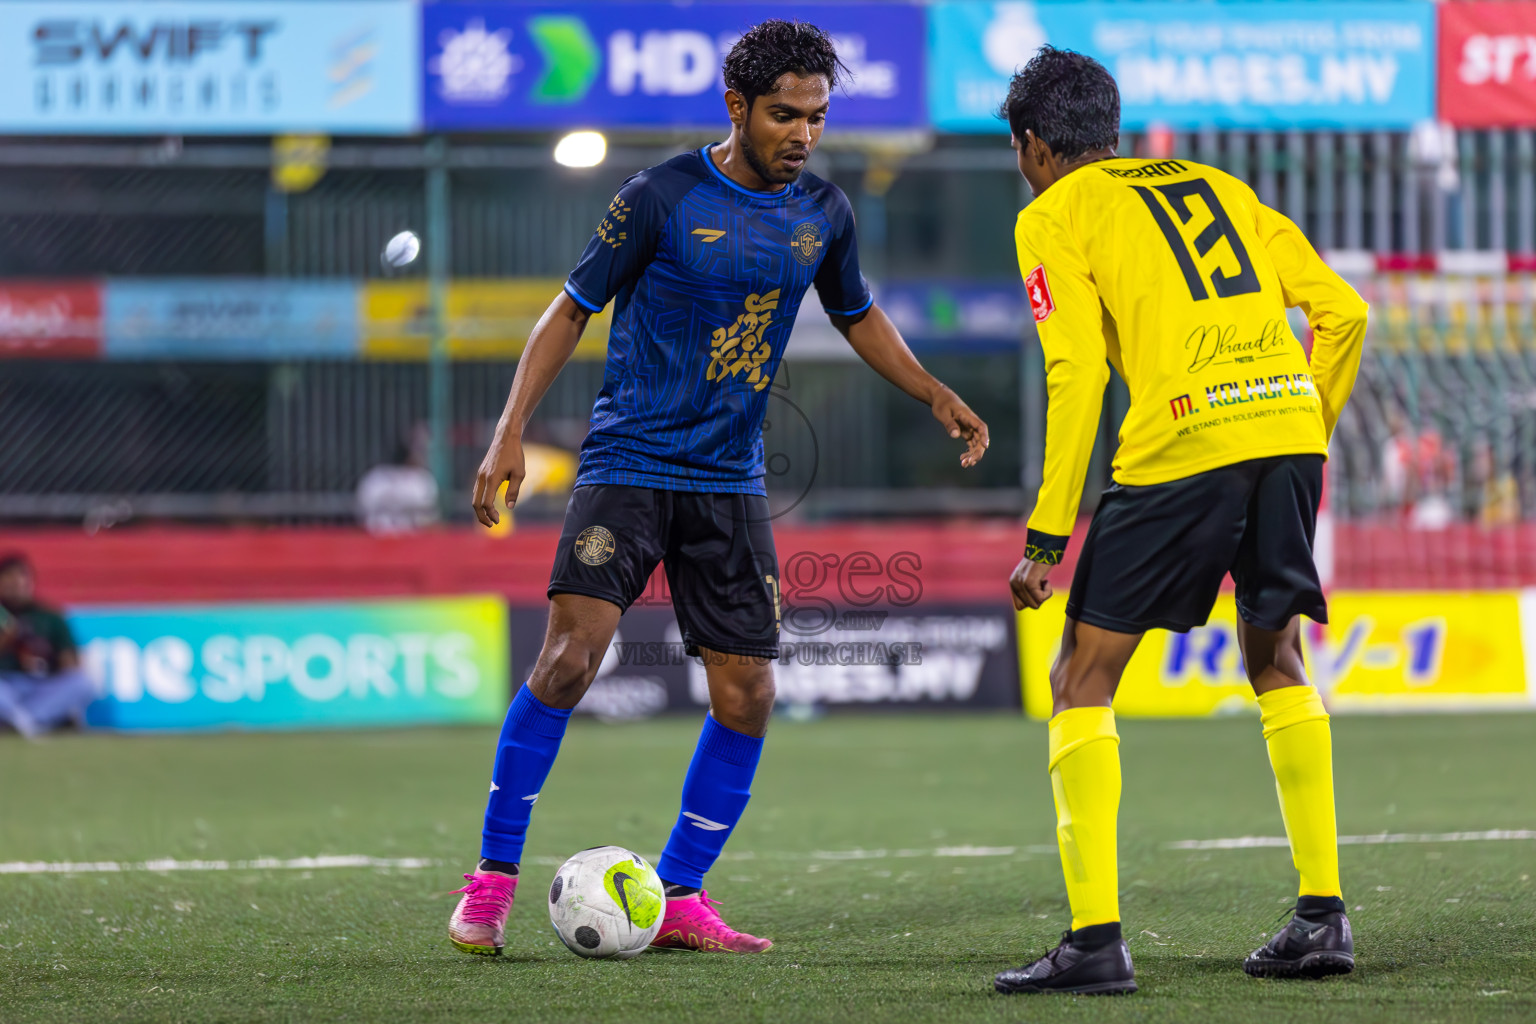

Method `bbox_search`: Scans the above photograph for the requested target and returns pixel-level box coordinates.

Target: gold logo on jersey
[597,195,630,249]
[574,526,616,566]
[707,290,780,392]
[789,222,822,265]
[692,228,726,243]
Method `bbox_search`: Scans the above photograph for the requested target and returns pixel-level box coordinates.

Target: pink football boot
[650,890,773,953]
[448,871,518,955]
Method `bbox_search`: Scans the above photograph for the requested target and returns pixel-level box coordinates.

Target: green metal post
[426,136,452,518]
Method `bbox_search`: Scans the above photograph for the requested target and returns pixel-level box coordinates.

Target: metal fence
[3,130,1534,282]
[0,355,1024,525]
[2,132,1535,526]
[1330,274,1536,527]
[1147,128,1536,255]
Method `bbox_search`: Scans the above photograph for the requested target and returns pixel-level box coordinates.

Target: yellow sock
[1047,706,1121,929]
[1257,686,1343,900]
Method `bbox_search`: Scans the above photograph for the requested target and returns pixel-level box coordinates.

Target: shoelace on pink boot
[696,890,727,920]
[448,871,517,955]
[451,872,516,926]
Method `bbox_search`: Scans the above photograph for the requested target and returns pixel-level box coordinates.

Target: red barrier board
[1439,3,1536,127]
[0,522,1033,607]
[4,521,1536,612]
[0,281,102,358]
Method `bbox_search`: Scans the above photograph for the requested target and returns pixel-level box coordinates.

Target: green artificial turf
[1,713,1532,1023]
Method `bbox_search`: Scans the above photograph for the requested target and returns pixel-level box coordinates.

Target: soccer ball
[381,230,420,269]
[548,846,666,959]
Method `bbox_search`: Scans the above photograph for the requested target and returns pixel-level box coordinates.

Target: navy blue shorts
[548,484,780,659]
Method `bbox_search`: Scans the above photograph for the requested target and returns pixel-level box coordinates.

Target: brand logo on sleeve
[1025,265,1054,322]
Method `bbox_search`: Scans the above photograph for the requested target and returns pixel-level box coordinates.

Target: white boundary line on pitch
[1168,829,1536,850]
[0,856,440,875]
[0,847,1046,876]
[5,832,1532,876]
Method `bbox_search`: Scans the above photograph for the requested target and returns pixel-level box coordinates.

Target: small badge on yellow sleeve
[1026,265,1055,323]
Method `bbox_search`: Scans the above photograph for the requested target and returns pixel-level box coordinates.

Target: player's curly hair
[722,19,848,107]
[998,46,1120,161]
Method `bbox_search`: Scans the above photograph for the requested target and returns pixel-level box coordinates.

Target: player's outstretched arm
[471,292,591,527]
[829,303,990,467]
[1013,216,1111,610]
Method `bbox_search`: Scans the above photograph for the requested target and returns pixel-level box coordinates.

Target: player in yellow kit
[992,48,1368,996]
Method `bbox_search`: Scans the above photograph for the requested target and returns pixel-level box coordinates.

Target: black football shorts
[548,484,781,659]
[1065,454,1327,634]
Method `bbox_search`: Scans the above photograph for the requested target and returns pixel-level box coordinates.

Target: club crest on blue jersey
[790,222,823,266]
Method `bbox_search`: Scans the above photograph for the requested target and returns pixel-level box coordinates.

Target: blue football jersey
[563,145,872,494]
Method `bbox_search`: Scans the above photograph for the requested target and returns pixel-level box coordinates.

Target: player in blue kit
[447,20,989,956]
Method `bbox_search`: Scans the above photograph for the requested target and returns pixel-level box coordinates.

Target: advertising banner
[930,1,1437,131]
[0,2,418,134]
[75,596,509,731]
[17,276,1041,362]
[103,280,357,359]
[360,279,610,360]
[0,281,102,358]
[1439,2,1536,127]
[879,281,1026,348]
[1019,591,1534,719]
[509,604,1021,721]
[422,2,925,130]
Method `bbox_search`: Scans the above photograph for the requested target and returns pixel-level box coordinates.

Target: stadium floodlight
[554,130,607,168]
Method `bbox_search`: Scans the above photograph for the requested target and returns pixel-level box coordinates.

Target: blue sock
[480,684,572,863]
[655,716,765,889]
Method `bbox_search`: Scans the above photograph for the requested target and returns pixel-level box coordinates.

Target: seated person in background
[0,553,95,738]
[357,439,440,534]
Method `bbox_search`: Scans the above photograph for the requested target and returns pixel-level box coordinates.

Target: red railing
[4,520,1535,610]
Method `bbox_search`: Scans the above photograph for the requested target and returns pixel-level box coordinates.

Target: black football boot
[1244,895,1355,979]
[994,922,1138,995]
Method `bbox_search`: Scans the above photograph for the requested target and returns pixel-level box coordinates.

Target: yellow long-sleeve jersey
[1016,157,1368,562]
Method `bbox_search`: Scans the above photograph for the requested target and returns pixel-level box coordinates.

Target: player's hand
[471,434,526,528]
[1010,556,1055,611]
[931,386,990,467]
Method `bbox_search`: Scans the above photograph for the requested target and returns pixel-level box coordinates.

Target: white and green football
[548,846,666,959]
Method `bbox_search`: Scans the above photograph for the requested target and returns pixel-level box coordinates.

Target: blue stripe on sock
[480,684,571,863]
[655,716,764,889]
